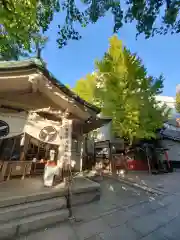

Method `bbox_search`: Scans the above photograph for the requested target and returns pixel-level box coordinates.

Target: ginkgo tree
[73,36,170,144]
[176,93,180,113]
[73,74,97,104]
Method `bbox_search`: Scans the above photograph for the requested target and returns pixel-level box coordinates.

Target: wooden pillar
[79,136,84,172]
[0,139,3,154]
[9,138,16,160]
[20,133,29,161]
[20,134,25,161]
[109,141,112,173]
[36,141,40,160]
[45,144,49,160]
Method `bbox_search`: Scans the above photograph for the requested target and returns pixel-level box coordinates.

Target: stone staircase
[0,196,68,240]
[0,177,101,239]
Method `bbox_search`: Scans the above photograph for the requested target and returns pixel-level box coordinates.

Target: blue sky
[42,13,179,97]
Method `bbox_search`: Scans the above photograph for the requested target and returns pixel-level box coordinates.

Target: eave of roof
[0,58,100,114]
[161,134,180,142]
[83,117,112,134]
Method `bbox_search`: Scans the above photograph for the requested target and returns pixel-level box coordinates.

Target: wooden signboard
[62,119,72,166]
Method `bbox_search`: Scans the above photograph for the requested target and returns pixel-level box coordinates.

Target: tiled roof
[0,58,100,114]
[0,58,44,69]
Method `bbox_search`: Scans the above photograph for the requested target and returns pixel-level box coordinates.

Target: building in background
[155,95,175,114]
[176,84,180,94]
[93,93,180,168]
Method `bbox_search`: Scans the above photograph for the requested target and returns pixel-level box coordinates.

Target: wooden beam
[0,93,59,110]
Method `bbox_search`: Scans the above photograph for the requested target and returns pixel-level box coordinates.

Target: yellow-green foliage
[73,36,168,143]
[176,93,180,113]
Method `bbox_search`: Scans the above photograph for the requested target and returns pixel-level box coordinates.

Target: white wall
[155,95,175,115]
[96,121,112,142]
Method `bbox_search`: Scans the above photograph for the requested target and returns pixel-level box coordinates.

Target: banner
[0,112,72,150]
[0,112,27,139]
[24,113,62,145]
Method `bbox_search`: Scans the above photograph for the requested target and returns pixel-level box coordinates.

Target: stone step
[72,189,100,206]
[0,177,101,239]
[0,196,66,224]
[0,190,66,208]
[0,208,69,240]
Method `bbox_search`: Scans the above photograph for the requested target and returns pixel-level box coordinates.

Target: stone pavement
[18,177,180,240]
[115,170,180,195]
